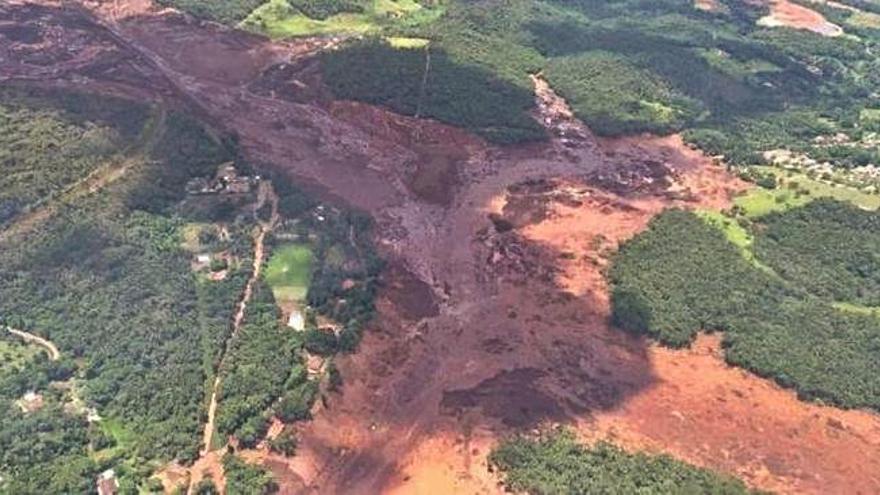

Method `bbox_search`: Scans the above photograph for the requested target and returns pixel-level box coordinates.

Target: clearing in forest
[241,0,443,38]
[734,166,880,217]
[265,243,313,303]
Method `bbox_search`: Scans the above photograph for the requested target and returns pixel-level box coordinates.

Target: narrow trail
[414,46,431,120]
[5,326,60,361]
[190,180,279,493]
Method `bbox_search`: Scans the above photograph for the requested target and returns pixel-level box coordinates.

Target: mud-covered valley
[3,2,880,494]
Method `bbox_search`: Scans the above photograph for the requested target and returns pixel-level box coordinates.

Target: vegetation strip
[490,430,759,494]
[610,203,880,411]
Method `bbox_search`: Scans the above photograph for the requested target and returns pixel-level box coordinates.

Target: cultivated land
[2,0,880,494]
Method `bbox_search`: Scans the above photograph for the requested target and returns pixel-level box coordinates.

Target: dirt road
[187,180,280,493]
[5,3,880,494]
[5,326,60,361]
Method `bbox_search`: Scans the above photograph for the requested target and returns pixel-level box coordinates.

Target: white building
[287,310,305,331]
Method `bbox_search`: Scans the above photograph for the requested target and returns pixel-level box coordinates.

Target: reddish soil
[5,3,880,494]
[694,0,729,13]
[758,0,844,36]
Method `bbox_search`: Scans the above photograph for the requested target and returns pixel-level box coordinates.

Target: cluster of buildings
[186,163,259,196]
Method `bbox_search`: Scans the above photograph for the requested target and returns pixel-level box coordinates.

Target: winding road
[5,326,60,361]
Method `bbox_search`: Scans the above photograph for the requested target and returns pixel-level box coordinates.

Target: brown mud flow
[3,2,880,494]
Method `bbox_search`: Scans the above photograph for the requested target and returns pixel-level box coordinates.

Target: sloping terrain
[2,1,880,494]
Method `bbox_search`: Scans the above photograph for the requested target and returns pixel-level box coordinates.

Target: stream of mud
[3,2,880,494]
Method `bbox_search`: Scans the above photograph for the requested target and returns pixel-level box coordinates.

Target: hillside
[1,0,880,494]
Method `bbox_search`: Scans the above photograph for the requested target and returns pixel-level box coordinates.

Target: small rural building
[17,391,43,413]
[185,163,257,195]
[96,469,118,495]
[87,407,102,423]
[287,311,305,331]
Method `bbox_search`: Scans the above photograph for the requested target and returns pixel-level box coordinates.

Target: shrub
[275,380,318,422]
[268,428,297,457]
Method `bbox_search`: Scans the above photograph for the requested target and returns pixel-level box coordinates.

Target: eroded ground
[757,0,843,36]
[3,2,880,494]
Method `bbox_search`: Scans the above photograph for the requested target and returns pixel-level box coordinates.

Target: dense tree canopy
[490,430,757,494]
[610,206,880,410]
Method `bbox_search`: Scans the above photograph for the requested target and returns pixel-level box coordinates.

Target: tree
[268,429,297,457]
[194,479,219,495]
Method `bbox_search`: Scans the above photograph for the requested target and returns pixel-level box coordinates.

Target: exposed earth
[757,0,843,36]
[3,1,880,494]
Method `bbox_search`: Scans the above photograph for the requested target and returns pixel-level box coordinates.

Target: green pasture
[265,243,313,302]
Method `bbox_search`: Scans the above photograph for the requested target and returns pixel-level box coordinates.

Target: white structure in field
[287,310,305,331]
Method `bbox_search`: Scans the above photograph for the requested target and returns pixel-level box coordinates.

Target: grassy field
[734,167,880,217]
[695,210,753,256]
[265,243,313,302]
[241,0,443,38]
[386,36,430,48]
[695,209,777,274]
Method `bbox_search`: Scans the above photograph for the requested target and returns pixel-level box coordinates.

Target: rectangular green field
[265,243,313,302]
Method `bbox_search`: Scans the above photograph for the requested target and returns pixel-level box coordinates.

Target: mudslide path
[5,3,880,494]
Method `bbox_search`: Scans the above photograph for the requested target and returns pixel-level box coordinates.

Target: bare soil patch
[581,333,880,494]
[441,368,566,428]
[119,13,283,85]
[758,0,844,37]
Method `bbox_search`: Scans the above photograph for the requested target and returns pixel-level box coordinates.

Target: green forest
[0,87,248,491]
[320,39,544,143]
[0,87,149,225]
[610,203,880,411]
[223,454,278,494]
[754,199,880,306]
[0,83,383,492]
[490,430,758,494]
[151,0,880,168]
[316,0,880,164]
[215,279,307,447]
